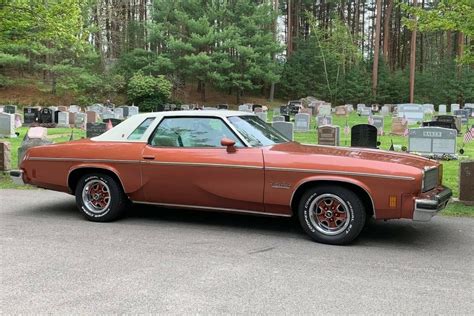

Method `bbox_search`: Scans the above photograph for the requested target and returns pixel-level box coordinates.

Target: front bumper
[413,186,452,222]
[9,170,25,186]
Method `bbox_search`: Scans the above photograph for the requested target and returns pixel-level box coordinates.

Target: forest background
[0,0,472,110]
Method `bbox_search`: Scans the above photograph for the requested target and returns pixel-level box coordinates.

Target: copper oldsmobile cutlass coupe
[10,110,452,244]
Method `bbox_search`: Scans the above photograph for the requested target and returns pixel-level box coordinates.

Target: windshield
[227,115,289,147]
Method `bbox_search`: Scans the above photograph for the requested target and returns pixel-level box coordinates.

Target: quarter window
[150,117,244,147]
[128,118,155,140]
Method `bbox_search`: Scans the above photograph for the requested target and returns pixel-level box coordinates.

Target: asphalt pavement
[1,189,473,314]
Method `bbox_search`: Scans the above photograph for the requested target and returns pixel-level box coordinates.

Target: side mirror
[221,137,236,153]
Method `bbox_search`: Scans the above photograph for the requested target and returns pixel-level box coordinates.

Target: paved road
[1,189,473,314]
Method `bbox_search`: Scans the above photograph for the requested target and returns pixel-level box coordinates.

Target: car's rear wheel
[298,185,366,245]
[75,173,126,222]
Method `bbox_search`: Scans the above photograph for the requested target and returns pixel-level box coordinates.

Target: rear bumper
[413,186,452,222]
[9,170,25,186]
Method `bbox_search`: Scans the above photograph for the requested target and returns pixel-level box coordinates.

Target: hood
[268,142,438,170]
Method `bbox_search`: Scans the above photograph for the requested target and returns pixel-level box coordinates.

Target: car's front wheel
[298,185,366,245]
[75,173,126,222]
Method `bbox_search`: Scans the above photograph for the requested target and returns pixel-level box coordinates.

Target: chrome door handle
[142,155,155,160]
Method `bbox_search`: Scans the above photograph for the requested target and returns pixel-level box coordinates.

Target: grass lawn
[1,111,473,216]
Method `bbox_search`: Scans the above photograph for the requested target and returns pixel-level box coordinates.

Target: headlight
[422,166,439,192]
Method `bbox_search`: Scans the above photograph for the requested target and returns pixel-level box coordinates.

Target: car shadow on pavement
[21,199,452,248]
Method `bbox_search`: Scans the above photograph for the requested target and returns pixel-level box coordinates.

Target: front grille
[423,167,439,192]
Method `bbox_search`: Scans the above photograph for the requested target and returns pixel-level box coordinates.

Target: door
[140,116,265,212]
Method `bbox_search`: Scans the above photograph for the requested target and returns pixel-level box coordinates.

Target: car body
[11,110,452,244]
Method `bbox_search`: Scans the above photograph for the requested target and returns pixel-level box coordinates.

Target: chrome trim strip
[29,157,138,164]
[142,161,263,170]
[266,166,415,181]
[132,201,291,217]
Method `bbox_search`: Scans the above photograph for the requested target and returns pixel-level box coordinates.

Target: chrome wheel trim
[308,193,351,236]
[82,179,111,214]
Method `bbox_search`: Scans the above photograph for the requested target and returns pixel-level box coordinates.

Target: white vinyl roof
[92,110,255,142]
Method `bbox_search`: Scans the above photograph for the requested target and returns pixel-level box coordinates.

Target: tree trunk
[383,0,393,64]
[409,0,418,103]
[287,0,292,57]
[372,0,382,97]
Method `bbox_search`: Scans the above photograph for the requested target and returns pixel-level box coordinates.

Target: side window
[128,118,155,140]
[150,117,244,148]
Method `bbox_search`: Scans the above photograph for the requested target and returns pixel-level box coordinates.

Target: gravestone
[114,108,124,119]
[357,104,366,113]
[180,104,190,110]
[371,104,380,112]
[217,104,229,110]
[300,108,313,116]
[128,105,139,117]
[86,122,107,138]
[463,107,472,117]
[294,113,311,132]
[280,105,289,116]
[272,121,294,140]
[74,112,87,128]
[423,104,435,115]
[4,105,16,114]
[318,104,331,116]
[0,113,16,138]
[459,161,474,204]
[345,104,354,113]
[464,103,474,117]
[273,115,285,123]
[451,104,460,112]
[318,125,340,146]
[53,110,60,123]
[58,106,68,112]
[397,103,424,123]
[370,116,384,135]
[254,107,263,113]
[86,111,99,123]
[101,109,115,120]
[256,111,267,122]
[69,105,81,113]
[360,107,372,116]
[238,104,252,112]
[252,104,263,112]
[119,106,130,118]
[0,141,11,171]
[14,114,22,128]
[391,117,408,136]
[381,105,391,116]
[88,104,104,114]
[18,128,52,165]
[408,127,456,155]
[38,108,53,124]
[434,115,461,132]
[454,109,469,124]
[438,104,447,114]
[102,118,123,127]
[335,106,348,116]
[351,124,377,148]
[422,120,456,130]
[68,112,76,124]
[28,126,47,139]
[317,115,332,126]
[48,106,58,113]
[23,107,39,125]
[273,107,281,115]
[57,112,70,128]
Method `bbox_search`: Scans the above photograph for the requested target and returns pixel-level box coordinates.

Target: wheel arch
[290,178,376,219]
[68,165,126,194]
